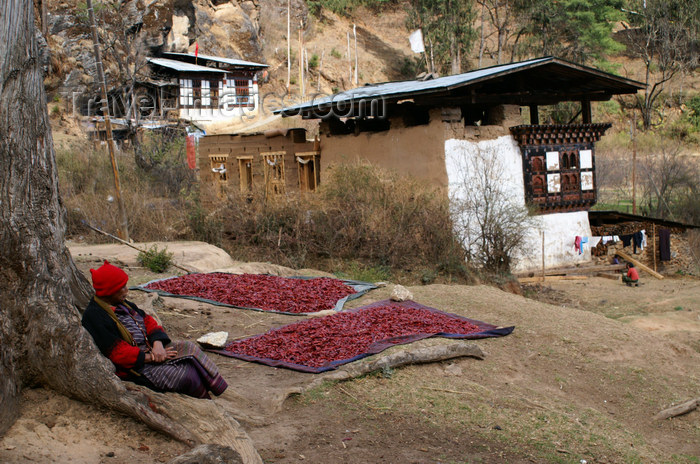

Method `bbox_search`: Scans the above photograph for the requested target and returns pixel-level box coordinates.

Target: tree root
[653,398,700,421]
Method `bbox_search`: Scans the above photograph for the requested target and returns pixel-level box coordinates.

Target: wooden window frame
[296,151,320,193]
[237,155,254,194]
[261,151,286,197]
[209,154,229,184]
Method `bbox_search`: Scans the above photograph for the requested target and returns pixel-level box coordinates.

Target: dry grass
[218,162,472,283]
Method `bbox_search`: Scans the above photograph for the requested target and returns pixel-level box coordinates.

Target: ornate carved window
[510,124,610,213]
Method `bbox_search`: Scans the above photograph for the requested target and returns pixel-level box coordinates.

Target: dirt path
[2,243,699,463]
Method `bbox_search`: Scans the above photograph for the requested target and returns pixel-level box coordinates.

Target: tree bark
[0,3,261,463]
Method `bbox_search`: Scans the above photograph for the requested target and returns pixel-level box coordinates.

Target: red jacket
[81,298,170,378]
[627,267,639,281]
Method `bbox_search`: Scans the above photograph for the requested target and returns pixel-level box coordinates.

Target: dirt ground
[2,242,699,463]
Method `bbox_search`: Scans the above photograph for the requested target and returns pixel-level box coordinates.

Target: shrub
[137,245,173,273]
[219,162,471,281]
[308,53,320,69]
[686,95,700,128]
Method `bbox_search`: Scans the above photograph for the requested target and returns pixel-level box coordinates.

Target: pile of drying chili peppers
[224,304,481,368]
[144,273,356,313]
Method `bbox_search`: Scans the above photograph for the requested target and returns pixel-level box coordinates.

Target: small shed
[588,211,699,275]
[197,128,319,199]
[275,56,645,272]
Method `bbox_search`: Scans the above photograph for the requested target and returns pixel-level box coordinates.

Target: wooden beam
[616,250,664,280]
[596,272,621,281]
[515,263,625,278]
[518,275,588,284]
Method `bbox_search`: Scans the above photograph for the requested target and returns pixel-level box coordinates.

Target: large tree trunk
[0,3,261,462]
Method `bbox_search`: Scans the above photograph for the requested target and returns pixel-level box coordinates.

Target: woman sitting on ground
[81,261,228,398]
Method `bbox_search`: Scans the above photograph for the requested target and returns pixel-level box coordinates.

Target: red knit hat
[90,260,129,297]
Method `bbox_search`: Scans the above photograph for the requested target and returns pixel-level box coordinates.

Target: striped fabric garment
[115,305,227,398]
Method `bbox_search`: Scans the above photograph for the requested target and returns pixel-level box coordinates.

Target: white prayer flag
[409,29,425,54]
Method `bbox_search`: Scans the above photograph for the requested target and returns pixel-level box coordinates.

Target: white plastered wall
[445,135,592,272]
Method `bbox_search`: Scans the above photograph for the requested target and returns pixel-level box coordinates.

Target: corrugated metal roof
[276,56,645,116]
[161,52,268,68]
[147,57,227,73]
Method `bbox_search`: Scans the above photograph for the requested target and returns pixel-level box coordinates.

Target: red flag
[186,135,196,169]
[194,42,199,63]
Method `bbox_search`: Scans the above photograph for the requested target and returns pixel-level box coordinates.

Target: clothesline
[575,228,672,262]
[575,230,647,255]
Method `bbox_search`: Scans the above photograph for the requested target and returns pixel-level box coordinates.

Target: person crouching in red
[622,262,639,287]
[81,261,227,398]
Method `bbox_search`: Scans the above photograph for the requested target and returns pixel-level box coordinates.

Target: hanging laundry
[641,230,647,248]
[620,234,633,248]
[633,231,644,253]
[579,237,588,255]
[590,237,602,247]
[574,236,582,254]
[659,228,671,261]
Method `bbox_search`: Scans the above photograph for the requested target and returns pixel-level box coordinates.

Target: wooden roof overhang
[276,57,644,119]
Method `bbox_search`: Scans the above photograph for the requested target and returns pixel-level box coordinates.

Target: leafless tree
[623,0,700,129]
[0,3,260,461]
[450,145,536,274]
[475,0,515,65]
[639,143,700,220]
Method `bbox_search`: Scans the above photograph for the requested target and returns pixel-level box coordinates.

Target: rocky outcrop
[44,0,272,97]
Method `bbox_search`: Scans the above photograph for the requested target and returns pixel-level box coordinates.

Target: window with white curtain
[179,79,193,107]
[201,80,210,107]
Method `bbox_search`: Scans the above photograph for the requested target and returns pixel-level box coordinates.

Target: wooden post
[347,31,352,85]
[353,24,358,84]
[530,105,539,125]
[631,117,637,214]
[286,0,290,92]
[652,223,657,272]
[299,22,303,97]
[581,99,591,124]
[541,231,546,282]
[86,0,129,241]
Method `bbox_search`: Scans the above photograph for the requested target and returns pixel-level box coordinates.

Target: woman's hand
[165,346,178,360]
[151,341,168,362]
[150,341,178,363]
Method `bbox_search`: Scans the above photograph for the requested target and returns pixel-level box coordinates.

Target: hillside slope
[1,243,699,463]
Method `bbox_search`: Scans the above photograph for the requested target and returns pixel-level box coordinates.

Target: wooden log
[653,398,699,421]
[616,250,664,280]
[515,264,625,278]
[518,275,588,284]
[305,342,486,391]
[596,272,621,281]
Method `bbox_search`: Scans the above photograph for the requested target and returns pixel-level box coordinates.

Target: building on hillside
[79,52,268,129]
[197,128,319,199]
[147,52,268,124]
[269,56,645,272]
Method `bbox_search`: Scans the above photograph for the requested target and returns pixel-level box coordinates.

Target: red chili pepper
[144,273,356,313]
[225,304,481,368]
